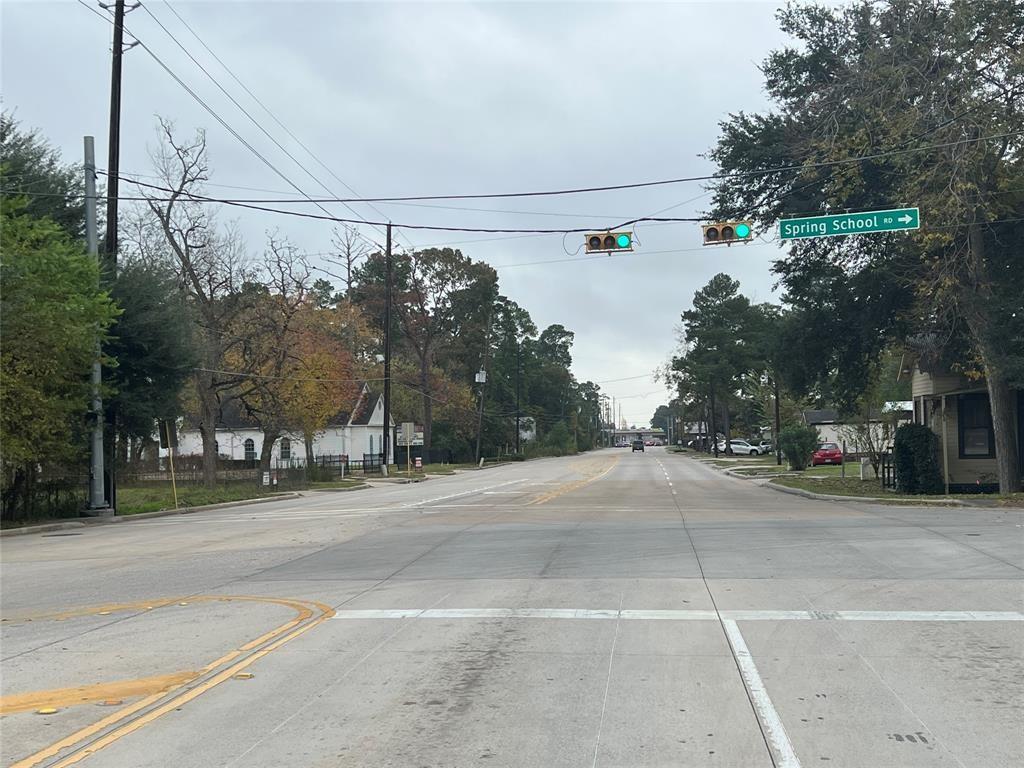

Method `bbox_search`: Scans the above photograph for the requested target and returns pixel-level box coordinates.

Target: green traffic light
[616,233,631,248]
[735,223,751,238]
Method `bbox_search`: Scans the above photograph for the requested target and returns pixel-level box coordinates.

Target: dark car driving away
[631,440,644,452]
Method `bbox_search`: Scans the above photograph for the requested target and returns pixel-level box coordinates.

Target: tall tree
[106,260,197,459]
[677,274,760,452]
[0,198,118,517]
[1,114,85,239]
[141,118,257,486]
[353,247,497,462]
[708,0,1023,491]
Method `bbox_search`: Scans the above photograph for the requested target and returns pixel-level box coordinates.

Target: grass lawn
[772,476,906,498]
[117,484,275,516]
[772,476,1024,506]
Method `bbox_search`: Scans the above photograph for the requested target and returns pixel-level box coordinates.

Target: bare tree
[326,226,368,358]
[141,118,256,487]
[231,235,313,470]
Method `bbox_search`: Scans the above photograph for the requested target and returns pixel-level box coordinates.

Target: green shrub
[893,424,943,494]
[778,424,819,471]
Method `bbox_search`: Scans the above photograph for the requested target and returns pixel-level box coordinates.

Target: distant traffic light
[585,231,634,253]
[702,220,753,246]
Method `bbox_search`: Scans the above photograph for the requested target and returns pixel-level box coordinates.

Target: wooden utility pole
[382,224,392,474]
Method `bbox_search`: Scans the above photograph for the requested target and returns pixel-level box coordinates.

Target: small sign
[779,207,920,240]
[262,472,270,486]
[401,421,415,444]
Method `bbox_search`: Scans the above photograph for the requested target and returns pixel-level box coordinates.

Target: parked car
[615,441,630,448]
[811,442,844,465]
[717,439,761,455]
[631,440,645,452]
[756,440,773,453]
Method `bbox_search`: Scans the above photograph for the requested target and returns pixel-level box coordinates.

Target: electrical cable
[95,174,706,233]
[107,129,1024,204]
[79,0,387,252]
[158,0,419,252]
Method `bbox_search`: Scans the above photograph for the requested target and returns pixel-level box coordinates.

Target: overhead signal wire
[103,129,1021,204]
[94,173,706,233]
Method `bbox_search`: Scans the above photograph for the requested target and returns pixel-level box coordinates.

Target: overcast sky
[3,0,802,426]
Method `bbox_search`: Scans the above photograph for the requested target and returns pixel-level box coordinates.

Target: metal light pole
[84,137,109,513]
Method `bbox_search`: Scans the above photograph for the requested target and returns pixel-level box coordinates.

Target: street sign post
[779,207,919,240]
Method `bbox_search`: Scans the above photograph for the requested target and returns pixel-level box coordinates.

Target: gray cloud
[3,0,793,422]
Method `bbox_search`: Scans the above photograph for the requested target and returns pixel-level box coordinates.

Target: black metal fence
[880,450,897,490]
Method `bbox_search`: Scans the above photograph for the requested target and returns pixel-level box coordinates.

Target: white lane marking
[402,478,528,508]
[723,619,801,768]
[330,608,1024,622]
[834,610,1024,622]
[482,491,527,495]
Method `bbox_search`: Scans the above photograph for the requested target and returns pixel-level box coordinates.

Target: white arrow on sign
[898,214,913,224]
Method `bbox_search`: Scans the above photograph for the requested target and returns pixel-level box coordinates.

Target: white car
[717,439,761,455]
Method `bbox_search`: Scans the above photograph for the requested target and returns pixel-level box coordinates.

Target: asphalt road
[2,448,1022,768]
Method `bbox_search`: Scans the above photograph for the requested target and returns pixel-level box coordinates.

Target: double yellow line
[6,595,335,768]
[527,456,619,505]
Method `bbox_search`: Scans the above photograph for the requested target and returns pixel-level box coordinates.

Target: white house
[164,383,396,465]
[802,403,913,453]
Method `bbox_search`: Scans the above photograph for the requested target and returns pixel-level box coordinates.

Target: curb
[0,492,304,537]
[306,484,371,493]
[764,481,967,507]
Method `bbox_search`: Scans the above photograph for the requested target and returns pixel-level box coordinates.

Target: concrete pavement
[2,448,1021,767]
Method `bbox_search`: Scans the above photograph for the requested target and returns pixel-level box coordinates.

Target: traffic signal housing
[702,220,753,246]
[585,231,634,253]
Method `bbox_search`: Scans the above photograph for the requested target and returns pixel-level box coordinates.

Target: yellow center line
[0,671,197,715]
[8,595,335,768]
[527,456,620,505]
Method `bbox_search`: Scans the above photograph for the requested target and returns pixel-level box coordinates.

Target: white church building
[166,383,396,464]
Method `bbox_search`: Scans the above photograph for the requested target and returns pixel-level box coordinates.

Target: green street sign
[779,207,920,240]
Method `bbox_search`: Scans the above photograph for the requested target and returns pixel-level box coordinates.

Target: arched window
[369,434,374,454]
[280,437,291,461]
[244,438,256,461]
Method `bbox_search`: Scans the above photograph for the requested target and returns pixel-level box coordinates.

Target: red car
[811,442,844,465]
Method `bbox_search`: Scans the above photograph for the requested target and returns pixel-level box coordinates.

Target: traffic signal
[585,231,634,253]
[702,220,753,246]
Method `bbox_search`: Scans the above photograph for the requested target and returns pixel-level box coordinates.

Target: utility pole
[773,374,782,466]
[710,387,719,457]
[474,311,493,464]
[101,0,134,513]
[102,0,128,274]
[381,224,392,475]
[84,137,109,513]
[515,338,521,454]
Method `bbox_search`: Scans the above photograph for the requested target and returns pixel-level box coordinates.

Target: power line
[146,1,419,254]
[78,0,387,253]
[109,129,1023,205]
[134,1,390,252]
[95,173,705,232]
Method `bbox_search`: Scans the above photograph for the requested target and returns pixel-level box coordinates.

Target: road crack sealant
[654,456,800,768]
